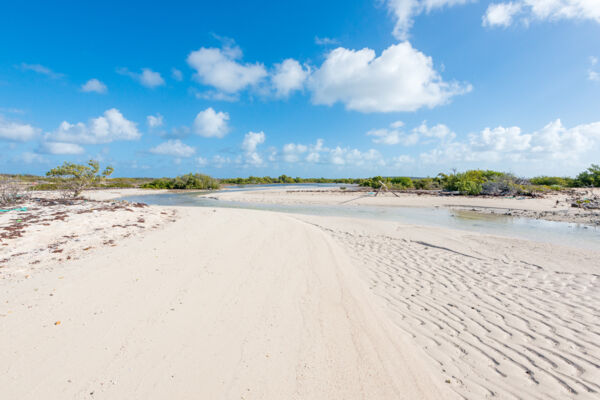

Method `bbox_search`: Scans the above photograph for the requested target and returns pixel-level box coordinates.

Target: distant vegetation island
[1,162,599,205]
[139,164,600,195]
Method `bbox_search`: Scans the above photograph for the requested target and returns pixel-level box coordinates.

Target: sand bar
[1,189,599,399]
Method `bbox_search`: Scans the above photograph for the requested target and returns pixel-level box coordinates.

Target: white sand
[0,206,451,399]
[1,189,599,399]
[0,197,174,278]
[83,188,168,201]
[295,215,600,399]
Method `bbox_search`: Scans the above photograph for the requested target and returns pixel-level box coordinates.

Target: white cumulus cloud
[150,139,195,157]
[242,131,266,165]
[193,108,230,138]
[385,0,473,40]
[282,143,308,162]
[118,67,165,88]
[367,120,453,145]
[81,78,108,94]
[139,69,165,88]
[367,128,415,145]
[309,42,470,113]
[366,121,416,146]
[187,44,267,94]
[48,108,141,145]
[0,116,39,141]
[147,113,164,128]
[211,154,232,168]
[279,139,384,168]
[483,0,600,28]
[39,142,85,155]
[272,59,309,97]
[482,2,523,27]
[413,121,456,141]
[420,119,600,170]
[330,147,384,167]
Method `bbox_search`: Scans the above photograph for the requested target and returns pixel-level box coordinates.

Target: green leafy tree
[576,164,600,187]
[46,160,114,197]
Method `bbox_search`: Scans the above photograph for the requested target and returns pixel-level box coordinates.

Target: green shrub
[576,164,600,187]
[413,178,437,190]
[438,170,531,195]
[142,173,220,190]
[46,160,114,197]
[456,179,482,195]
[390,177,413,189]
[359,176,384,189]
[530,176,568,186]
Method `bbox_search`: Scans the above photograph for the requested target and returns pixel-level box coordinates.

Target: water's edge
[119,190,600,251]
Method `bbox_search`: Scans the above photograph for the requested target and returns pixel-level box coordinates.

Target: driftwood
[374,181,400,197]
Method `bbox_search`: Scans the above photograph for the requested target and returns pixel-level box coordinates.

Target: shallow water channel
[120,185,600,251]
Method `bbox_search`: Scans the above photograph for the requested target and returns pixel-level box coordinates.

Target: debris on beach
[570,190,600,210]
[0,194,177,279]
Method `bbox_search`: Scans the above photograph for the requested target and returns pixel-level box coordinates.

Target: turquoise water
[119,187,600,251]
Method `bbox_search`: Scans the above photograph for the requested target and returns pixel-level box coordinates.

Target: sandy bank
[0,206,452,400]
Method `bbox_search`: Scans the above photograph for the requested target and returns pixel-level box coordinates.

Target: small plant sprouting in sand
[46,160,114,198]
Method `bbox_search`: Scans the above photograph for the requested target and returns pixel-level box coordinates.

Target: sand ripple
[322,227,600,399]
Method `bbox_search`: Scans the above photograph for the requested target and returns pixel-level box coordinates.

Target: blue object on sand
[0,207,28,213]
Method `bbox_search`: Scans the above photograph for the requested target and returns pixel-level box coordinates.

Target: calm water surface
[120,185,600,251]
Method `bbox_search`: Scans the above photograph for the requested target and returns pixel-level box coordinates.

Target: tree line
[5,161,599,199]
[360,164,600,195]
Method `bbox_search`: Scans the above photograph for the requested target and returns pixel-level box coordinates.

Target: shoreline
[24,185,600,227]
[201,187,600,226]
[2,189,599,399]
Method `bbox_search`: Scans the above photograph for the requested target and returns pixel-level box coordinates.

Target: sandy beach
[6,0,599,398]
[1,188,599,399]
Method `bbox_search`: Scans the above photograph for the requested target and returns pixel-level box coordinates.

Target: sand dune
[0,207,452,399]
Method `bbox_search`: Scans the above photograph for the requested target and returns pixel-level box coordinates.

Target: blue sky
[1,0,599,178]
